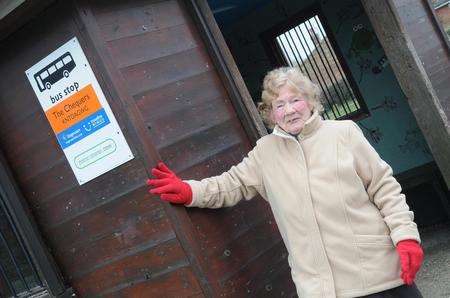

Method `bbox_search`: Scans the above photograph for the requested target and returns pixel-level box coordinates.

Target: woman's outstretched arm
[147,146,267,209]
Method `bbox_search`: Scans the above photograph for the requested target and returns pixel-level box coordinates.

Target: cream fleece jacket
[186,111,420,298]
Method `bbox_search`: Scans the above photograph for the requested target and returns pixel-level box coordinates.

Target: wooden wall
[0,0,295,296]
[392,0,450,121]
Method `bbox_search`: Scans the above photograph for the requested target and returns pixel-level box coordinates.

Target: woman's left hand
[146,162,193,205]
[396,240,424,285]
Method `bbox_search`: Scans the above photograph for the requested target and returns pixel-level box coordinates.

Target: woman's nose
[285,102,295,113]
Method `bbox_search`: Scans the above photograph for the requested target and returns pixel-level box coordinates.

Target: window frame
[260,3,370,121]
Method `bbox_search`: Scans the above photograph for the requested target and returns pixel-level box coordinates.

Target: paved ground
[415,222,450,298]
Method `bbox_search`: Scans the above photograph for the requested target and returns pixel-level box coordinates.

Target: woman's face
[271,84,313,135]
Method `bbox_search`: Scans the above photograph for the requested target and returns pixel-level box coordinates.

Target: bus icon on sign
[34,52,75,92]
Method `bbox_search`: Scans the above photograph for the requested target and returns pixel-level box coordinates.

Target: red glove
[146,162,193,205]
[396,239,424,285]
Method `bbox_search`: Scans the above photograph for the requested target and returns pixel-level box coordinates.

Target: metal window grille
[276,15,362,120]
[0,195,46,298]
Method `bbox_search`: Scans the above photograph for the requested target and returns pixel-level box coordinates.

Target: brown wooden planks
[103,0,288,294]
[219,241,293,297]
[0,1,194,296]
[71,238,189,297]
[135,70,227,122]
[21,159,79,207]
[120,47,212,96]
[104,266,203,297]
[90,0,171,19]
[86,0,218,295]
[0,83,43,134]
[188,199,273,255]
[4,138,64,183]
[157,119,246,172]
[252,262,294,297]
[35,159,147,227]
[48,185,159,247]
[147,95,234,148]
[177,141,250,178]
[53,206,175,278]
[106,23,202,69]
[95,0,186,42]
[205,218,282,279]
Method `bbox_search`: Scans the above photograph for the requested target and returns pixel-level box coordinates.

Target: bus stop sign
[25,37,134,185]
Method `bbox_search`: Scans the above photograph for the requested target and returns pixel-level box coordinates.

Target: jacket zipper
[295,137,336,297]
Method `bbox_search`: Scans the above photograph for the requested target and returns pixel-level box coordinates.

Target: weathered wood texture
[362,0,450,189]
[0,1,201,297]
[87,0,294,296]
[393,0,450,120]
[0,0,294,297]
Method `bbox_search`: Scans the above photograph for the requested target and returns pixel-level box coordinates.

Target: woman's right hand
[146,162,193,205]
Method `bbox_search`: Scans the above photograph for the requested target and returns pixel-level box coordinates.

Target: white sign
[26,37,134,185]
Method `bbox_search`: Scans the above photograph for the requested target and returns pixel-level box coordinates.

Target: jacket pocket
[354,235,401,289]
[354,234,393,246]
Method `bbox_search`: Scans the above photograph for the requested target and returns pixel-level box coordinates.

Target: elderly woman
[147,67,424,298]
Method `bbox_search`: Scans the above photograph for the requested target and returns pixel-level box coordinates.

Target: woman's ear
[258,102,276,127]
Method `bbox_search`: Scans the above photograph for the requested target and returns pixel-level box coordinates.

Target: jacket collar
[272,110,323,141]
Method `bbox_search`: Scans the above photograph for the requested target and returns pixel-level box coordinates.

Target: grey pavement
[415,222,450,298]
